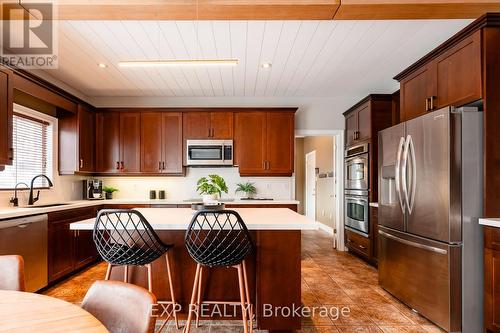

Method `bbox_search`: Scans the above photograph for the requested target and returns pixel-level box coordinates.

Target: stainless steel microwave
[186,140,233,166]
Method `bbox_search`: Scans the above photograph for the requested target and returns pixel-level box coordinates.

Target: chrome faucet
[10,182,29,207]
[28,175,54,205]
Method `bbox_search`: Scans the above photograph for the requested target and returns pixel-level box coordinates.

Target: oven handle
[345,196,368,205]
[379,230,448,255]
[395,137,405,213]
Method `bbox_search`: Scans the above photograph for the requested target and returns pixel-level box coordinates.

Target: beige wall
[295,136,336,228]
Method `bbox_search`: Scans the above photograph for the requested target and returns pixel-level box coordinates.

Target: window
[0,109,53,189]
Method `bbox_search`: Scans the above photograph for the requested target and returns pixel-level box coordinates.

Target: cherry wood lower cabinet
[345,206,378,266]
[48,207,100,283]
[484,226,500,332]
[108,230,301,331]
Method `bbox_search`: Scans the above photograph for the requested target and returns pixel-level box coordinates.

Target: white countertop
[0,199,300,221]
[70,207,317,231]
[479,218,500,228]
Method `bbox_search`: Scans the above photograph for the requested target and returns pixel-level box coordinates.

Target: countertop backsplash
[0,167,294,208]
[100,167,294,201]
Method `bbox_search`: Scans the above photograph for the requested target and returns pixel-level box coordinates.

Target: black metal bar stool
[93,209,179,330]
[184,210,254,333]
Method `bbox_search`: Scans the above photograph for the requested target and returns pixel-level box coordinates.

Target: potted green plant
[102,186,118,200]
[197,174,228,203]
[235,182,257,199]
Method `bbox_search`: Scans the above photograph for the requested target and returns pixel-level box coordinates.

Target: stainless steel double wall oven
[344,143,370,236]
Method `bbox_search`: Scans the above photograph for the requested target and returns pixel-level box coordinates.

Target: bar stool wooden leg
[196,266,203,328]
[105,264,113,280]
[237,264,249,333]
[165,252,179,329]
[146,264,153,292]
[184,264,201,333]
[124,265,129,283]
[242,260,253,333]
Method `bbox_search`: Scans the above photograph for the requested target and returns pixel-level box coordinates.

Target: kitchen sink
[23,203,70,208]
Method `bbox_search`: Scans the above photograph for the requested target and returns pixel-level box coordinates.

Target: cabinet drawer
[48,207,97,224]
[346,229,370,257]
[484,226,500,251]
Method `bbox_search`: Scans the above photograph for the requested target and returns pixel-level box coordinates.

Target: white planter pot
[202,193,219,203]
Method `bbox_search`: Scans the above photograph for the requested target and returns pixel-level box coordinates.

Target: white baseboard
[317,221,334,235]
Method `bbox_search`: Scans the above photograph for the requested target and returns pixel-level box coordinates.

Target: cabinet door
[210,112,233,139]
[436,31,481,108]
[141,112,163,173]
[48,221,75,282]
[77,105,95,172]
[96,112,120,173]
[183,112,210,139]
[345,112,357,147]
[0,67,13,165]
[266,112,294,175]
[74,230,98,270]
[370,206,378,262]
[357,104,371,142]
[162,112,183,174]
[120,112,141,172]
[400,64,436,122]
[234,112,267,175]
[485,248,500,332]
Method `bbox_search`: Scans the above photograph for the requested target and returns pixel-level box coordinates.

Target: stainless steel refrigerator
[378,106,483,333]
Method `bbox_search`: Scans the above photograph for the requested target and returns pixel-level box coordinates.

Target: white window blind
[0,112,53,189]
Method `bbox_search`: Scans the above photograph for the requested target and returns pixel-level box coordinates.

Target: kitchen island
[71,208,317,332]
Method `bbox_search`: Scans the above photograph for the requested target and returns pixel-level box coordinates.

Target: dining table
[0,290,108,332]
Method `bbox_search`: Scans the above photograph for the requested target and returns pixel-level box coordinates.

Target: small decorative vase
[105,192,113,200]
[202,193,219,203]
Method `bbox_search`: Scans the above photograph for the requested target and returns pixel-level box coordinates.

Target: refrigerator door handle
[378,230,448,255]
[408,135,417,214]
[401,135,411,212]
[395,137,405,213]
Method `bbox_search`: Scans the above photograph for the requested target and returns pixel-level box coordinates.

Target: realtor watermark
[151,303,351,321]
[1,1,58,69]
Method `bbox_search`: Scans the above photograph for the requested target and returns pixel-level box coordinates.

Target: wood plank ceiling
[40,19,471,98]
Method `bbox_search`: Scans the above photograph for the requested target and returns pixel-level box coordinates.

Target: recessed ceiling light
[98,63,107,68]
[118,59,239,67]
[261,62,272,69]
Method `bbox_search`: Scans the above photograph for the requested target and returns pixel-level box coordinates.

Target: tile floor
[43,230,444,332]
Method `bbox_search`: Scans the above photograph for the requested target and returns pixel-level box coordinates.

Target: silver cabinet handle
[379,230,447,255]
[401,135,411,213]
[395,137,405,213]
[408,135,417,214]
[79,158,84,169]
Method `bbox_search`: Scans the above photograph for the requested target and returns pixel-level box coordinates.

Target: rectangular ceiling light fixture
[118,59,239,67]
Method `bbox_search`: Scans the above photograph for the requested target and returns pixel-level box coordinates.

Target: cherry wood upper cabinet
[345,112,357,147]
[235,110,295,176]
[59,104,95,174]
[183,112,211,139]
[400,64,436,122]
[96,112,120,173]
[234,112,267,175]
[141,112,163,173]
[435,31,481,109]
[210,112,233,139]
[343,95,391,148]
[119,112,141,173]
[162,112,183,174]
[0,66,13,166]
[141,112,183,174]
[396,30,482,122]
[77,105,95,172]
[266,112,294,175]
[183,111,233,139]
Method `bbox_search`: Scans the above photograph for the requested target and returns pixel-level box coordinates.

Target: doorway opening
[295,130,345,250]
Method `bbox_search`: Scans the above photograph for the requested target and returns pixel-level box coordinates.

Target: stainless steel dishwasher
[0,214,48,291]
